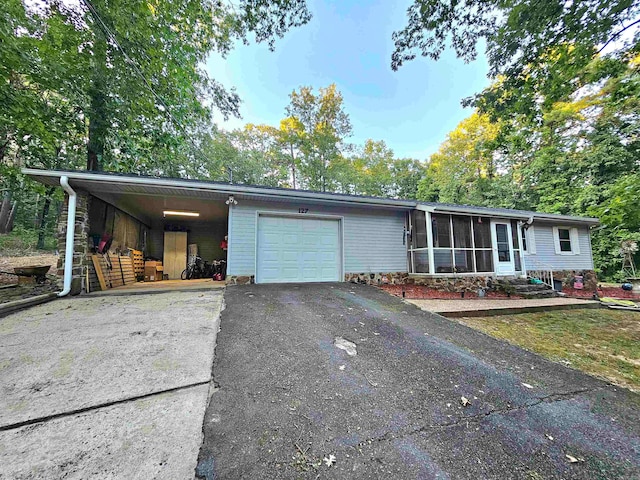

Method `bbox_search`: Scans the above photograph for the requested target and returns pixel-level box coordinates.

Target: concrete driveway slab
[0,385,208,480]
[0,289,222,478]
[198,283,640,479]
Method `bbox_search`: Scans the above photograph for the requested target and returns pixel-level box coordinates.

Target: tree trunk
[36,186,55,250]
[0,192,15,234]
[290,145,297,189]
[87,36,108,171]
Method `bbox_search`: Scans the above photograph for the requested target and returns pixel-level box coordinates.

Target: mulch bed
[379,283,640,301]
[379,284,523,300]
[563,286,640,300]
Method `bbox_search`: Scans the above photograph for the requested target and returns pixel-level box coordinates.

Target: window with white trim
[558,228,572,252]
[553,226,580,255]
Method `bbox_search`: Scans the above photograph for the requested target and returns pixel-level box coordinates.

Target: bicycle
[181,256,204,280]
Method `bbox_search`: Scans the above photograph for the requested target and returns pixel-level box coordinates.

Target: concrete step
[511,283,551,292]
[520,290,558,299]
[494,279,558,298]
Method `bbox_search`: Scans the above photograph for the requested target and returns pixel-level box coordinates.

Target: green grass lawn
[457,309,640,392]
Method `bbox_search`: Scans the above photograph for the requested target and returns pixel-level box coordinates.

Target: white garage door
[257,215,341,283]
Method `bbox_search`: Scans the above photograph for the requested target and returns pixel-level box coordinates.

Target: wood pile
[89,254,136,291]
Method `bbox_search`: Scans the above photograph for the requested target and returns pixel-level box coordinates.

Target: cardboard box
[144,265,163,282]
[144,261,162,268]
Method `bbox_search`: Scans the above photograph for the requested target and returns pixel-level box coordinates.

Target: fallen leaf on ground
[545,434,554,441]
[339,365,345,370]
[565,454,584,463]
[323,454,336,467]
[522,383,534,389]
[460,396,471,407]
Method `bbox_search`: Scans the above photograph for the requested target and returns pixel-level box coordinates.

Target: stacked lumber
[90,254,137,291]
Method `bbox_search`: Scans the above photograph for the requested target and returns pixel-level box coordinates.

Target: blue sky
[206,0,490,161]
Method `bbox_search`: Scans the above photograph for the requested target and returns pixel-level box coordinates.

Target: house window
[553,226,580,255]
[521,227,527,252]
[558,228,572,252]
[495,224,511,262]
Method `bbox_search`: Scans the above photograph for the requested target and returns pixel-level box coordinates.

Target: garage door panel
[257,216,340,284]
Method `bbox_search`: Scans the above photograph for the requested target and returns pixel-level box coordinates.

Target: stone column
[56,190,91,295]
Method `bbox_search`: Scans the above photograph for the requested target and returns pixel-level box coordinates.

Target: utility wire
[79,0,215,171]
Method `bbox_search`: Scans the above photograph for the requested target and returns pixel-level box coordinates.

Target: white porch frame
[407,208,527,278]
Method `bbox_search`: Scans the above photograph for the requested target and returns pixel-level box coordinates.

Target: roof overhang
[23,169,600,225]
[415,203,600,226]
[23,169,416,210]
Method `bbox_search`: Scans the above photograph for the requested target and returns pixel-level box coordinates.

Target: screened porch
[407,210,525,277]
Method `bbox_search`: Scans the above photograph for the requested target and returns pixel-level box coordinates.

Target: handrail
[526,258,555,289]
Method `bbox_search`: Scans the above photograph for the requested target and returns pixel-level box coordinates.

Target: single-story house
[23,169,600,295]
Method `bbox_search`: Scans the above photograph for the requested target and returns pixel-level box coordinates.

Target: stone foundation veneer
[56,190,91,295]
[225,270,598,291]
[346,273,491,292]
[226,275,255,285]
[552,269,598,291]
[346,270,598,292]
[345,272,409,285]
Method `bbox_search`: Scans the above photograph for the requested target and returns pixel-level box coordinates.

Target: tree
[417,113,501,205]
[1,0,311,239]
[392,0,639,119]
[285,84,352,191]
[275,117,305,189]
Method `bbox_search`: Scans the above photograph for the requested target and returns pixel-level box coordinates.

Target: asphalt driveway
[198,283,640,479]
[0,289,223,479]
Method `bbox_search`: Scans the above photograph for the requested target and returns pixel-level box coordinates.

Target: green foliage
[285,84,353,191]
[0,225,57,254]
[1,0,310,244]
[417,50,639,280]
[392,0,639,119]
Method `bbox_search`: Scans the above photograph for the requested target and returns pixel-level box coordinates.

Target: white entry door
[256,215,341,284]
[491,220,515,276]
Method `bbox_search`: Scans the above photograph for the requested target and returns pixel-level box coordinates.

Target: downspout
[59,176,76,297]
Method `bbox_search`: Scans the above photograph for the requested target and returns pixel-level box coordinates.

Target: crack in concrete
[0,380,212,433]
[355,386,604,448]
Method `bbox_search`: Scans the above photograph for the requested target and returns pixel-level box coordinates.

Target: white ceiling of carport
[94,191,230,225]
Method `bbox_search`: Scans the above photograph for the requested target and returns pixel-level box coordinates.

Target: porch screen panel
[473,217,493,272]
[475,250,493,272]
[411,211,427,248]
[473,218,491,248]
[434,250,454,273]
[454,250,474,272]
[412,250,430,273]
[432,214,451,247]
[452,216,472,248]
[408,211,429,273]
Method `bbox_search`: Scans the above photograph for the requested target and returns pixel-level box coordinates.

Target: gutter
[58,176,76,297]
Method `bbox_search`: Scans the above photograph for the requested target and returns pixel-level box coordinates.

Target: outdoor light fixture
[225,195,238,205]
[163,210,200,217]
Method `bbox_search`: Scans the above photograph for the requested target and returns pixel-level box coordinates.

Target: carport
[24,170,233,294]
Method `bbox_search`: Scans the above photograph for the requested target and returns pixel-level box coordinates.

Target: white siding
[525,222,594,270]
[229,200,408,276]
